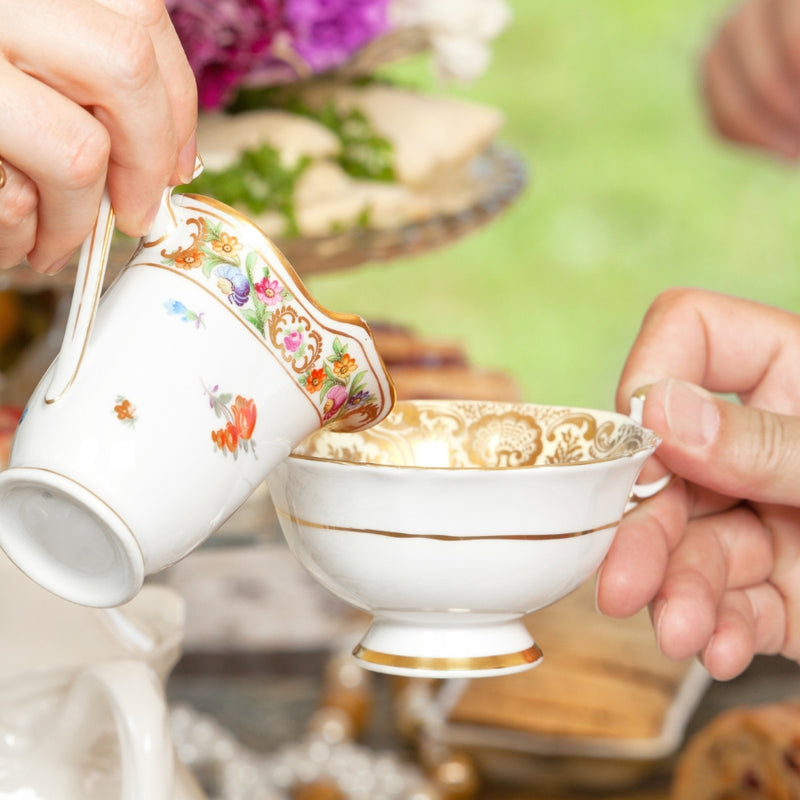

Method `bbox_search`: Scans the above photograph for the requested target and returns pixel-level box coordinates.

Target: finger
[649,505,774,663]
[596,477,689,618]
[702,43,779,152]
[0,59,107,273]
[698,589,759,680]
[640,378,800,506]
[5,0,178,235]
[0,159,38,270]
[725,0,800,133]
[761,502,800,657]
[616,288,800,416]
[95,0,198,184]
[772,0,800,79]
[699,581,787,680]
[681,504,774,591]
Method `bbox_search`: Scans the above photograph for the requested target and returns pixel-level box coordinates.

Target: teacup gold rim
[288,448,657,471]
[290,398,661,471]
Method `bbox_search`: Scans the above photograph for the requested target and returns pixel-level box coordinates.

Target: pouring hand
[0,0,197,274]
[597,288,800,680]
[701,0,800,160]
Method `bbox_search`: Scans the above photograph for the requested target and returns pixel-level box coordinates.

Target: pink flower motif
[283,329,303,352]
[322,384,348,420]
[254,276,284,306]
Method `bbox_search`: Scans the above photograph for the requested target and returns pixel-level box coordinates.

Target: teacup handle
[60,660,174,800]
[45,189,115,404]
[626,394,672,509]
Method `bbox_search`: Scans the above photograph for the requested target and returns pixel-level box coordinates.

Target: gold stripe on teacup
[353,642,544,672]
[275,508,620,541]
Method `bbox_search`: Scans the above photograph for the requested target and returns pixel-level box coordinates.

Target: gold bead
[291,780,346,800]
[429,752,480,800]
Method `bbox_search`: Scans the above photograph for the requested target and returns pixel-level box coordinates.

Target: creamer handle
[45,189,114,403]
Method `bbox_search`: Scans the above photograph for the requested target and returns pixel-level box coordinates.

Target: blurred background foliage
[306,0,800,409]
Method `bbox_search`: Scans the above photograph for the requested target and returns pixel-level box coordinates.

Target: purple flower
[166,0,288,109]
[285,0,390,72]
[167,0,389,108]
[214,264,251,306]
[347,390,370,407]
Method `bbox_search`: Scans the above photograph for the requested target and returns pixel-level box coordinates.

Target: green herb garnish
[178,144,310,237]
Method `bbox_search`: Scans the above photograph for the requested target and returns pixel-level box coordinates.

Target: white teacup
[267,399,668,678]
[0,186,394,607]
[0,552,203,800]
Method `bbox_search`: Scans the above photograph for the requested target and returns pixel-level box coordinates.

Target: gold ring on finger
[0,159,6,190]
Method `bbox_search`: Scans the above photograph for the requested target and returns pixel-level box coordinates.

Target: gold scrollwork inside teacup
[294,400,661,469]
[465,412,543,468]
[544,411,655,464]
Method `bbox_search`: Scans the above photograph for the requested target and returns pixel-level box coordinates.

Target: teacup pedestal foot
[352,617,543,679]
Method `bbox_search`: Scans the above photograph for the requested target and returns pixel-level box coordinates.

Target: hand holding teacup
[599,288,800,681]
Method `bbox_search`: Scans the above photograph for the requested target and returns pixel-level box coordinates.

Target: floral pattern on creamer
[160,215,383,429]
[205,383,257,458]
[113,396,137,427]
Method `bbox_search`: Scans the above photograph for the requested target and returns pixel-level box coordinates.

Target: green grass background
[305,0,800,410]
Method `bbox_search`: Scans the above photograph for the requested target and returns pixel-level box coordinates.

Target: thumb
[639,378,800,506]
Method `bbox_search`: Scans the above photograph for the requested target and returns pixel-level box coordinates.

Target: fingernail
[594,567,605,615]
[46,253,74,275]
[140,200,162,235]
[652,599,667,649]
[177,131,198,184]
[664,379,720,446]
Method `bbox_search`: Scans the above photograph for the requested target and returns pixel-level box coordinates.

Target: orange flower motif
[211,232,242,258]
[231,395,257,440]
[305,368,325,393]
[114,398,136,421]
[332,353,357,379]
[212,423,239,453]
[169,245,205,271]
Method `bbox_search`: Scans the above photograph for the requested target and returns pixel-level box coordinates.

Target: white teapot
[0,553,204,800]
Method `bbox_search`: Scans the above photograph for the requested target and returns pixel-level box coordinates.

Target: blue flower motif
[164,299,187,316]
[163,298,205,328]
[214,265,250,307]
